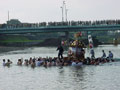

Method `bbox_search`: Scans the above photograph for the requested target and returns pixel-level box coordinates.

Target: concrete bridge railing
[0,24,120,34]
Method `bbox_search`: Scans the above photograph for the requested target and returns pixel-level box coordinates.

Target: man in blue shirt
[108,51,113,60]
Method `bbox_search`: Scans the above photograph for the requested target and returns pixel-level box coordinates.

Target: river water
[0,45,120,90]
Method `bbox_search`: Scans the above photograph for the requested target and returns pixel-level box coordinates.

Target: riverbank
[0,34,118,47]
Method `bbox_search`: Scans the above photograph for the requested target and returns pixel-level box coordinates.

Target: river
[0,45,120,90]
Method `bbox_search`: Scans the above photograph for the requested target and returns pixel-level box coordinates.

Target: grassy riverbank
[0,33,119,47]
[0,34,61,47]
[0,35,43,43]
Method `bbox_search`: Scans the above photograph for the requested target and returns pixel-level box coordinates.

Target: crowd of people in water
[1,19,120,28]
[2,49,114,68]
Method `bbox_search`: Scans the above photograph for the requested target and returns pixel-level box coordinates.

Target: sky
[0,0,120,23]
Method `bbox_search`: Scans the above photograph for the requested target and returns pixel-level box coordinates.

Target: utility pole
[8,11,9,21]
[65,9,68,22]
[61,1,66,22]
[7,11,10,28]
[63,1,65,22]
[64,1,68,22]
[60,1,68,22]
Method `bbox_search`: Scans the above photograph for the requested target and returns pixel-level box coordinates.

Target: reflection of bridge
[0,24,120,34]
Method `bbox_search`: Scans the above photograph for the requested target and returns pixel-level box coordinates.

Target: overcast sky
[0,0,120,23]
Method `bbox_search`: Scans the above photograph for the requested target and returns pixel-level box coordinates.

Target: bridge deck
[0,24,120,34]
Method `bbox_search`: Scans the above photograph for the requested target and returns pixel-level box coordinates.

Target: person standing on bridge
[57,45,64,60]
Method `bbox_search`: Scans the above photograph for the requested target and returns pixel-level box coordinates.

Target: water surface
[0,45,120,90]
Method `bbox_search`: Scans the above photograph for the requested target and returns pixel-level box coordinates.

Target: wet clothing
[57,46,64,59]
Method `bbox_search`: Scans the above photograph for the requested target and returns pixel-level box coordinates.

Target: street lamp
[61,6,64,22]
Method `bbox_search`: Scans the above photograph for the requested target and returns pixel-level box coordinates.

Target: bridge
[0,24,120,34]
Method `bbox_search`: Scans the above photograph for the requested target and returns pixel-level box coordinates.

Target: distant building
[7,19,21,25]
[6,19,36,28]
